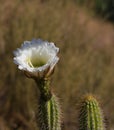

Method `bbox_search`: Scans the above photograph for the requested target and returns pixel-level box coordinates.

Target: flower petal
[13,39,59,77]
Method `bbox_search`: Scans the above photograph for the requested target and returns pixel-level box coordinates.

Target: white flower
[13,39,59,78]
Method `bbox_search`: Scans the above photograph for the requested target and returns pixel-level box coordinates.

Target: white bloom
[13,39,59,78]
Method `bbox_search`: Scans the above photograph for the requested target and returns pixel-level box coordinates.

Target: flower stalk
[35,78,52,101]
[34,77,61,130]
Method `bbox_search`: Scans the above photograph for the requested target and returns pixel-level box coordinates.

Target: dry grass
[0,0,114,130]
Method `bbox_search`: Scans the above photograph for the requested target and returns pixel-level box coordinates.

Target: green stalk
[35,78,61,130]
[35,78,52,101]
[38,94,61,130]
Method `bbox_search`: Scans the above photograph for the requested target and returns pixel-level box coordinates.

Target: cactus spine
[35,78,61,130]
[79,94,105,130]
[38,94,61,130]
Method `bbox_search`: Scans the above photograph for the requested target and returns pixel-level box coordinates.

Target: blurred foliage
[0,0,114,130]
[95,0,114,20]
[76,0,114,21]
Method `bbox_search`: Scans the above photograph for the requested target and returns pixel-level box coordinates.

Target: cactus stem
[78,94,105,130]
[38,94,61,130]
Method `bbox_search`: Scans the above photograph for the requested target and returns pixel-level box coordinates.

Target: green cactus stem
[78,94,105,130]
[35,78,52,101]
[38,94,61,130]
[34,77,61,130]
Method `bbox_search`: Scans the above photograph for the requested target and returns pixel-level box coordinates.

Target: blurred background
[0,0,114,129]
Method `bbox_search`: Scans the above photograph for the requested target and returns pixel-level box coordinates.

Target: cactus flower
[13,39,59,78]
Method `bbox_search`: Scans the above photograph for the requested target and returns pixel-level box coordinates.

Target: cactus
[13,39,62,130]
[78,94,105,130]
[35,78,52,101]
[38,94,61,130]
[35,78,61,130]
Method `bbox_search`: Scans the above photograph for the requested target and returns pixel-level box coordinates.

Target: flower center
[27,56,47,68]
[31,59,46,68]
[26,47,52,68]
[27,50,50,68]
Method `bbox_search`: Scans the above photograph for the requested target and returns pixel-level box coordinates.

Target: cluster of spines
[38,94,61,130]
[78,94,105,130]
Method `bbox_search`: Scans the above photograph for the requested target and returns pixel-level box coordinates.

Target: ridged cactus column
[78,94,105,130]
[38,93,61,130]
[35,78,61,130]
